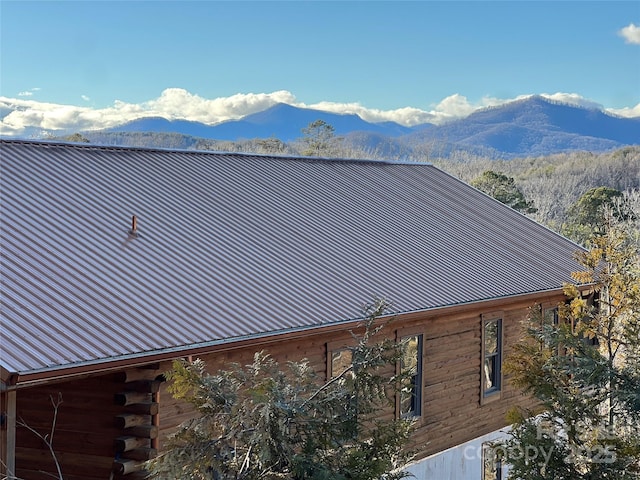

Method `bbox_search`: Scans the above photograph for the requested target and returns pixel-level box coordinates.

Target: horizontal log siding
[14,375,122,480]
[411,301,549,458]
[14,366,161,480]
[157,333,331,448]
[157,295,555,459]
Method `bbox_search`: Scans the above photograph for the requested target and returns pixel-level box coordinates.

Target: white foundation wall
[402,427,512,480]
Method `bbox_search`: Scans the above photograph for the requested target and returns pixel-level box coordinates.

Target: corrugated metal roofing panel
[0,140,584,376]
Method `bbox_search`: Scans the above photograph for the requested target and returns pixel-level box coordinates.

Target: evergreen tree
[60,132,90,143]
[563,187,629,245]
[470,170,537,214]
[147,299,415,480]
[299,119,338,157]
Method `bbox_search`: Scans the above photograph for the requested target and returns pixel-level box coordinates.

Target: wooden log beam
[124,380,162,394]
[124,424,158,439]
[115,413,150,429]
[124,401,159,415]
[122,447,158,461]
[114,391,151,406]
[112,458,143,475]
[114,367,159,383]
[115,436,150,452]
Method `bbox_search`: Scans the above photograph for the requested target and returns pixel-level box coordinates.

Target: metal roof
[1,140,583,378]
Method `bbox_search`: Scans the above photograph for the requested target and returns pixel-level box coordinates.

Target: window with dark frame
[399,334,423,418]
[482,317,502,398]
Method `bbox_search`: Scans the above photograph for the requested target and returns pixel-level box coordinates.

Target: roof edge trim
[4,286,586,387]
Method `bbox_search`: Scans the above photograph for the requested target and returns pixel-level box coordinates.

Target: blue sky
[1,1,639,135]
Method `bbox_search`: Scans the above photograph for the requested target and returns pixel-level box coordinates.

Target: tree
[60,133,90,143]
[147,299,415,480]
[470,170,537,214]
[563,187,628,245]
[254,137,288,155]
[299,119,338,157]
[502,205,640,479]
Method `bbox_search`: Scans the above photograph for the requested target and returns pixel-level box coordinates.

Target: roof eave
[4,286,590,389]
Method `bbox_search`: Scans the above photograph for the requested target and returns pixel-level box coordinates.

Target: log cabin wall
[0,389,13,477]
[156,330,339,448]
[14,366,161,480]
[14,375,122,480]
[414,302,540,457]
[157,293,563,461]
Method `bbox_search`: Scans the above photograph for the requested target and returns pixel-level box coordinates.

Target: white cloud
[607,102,640,118]
[432,94,477,118]
[1,89,513,136]
[0,89,637,137]
[618,23,640,45]
[144,88,297,124]
[539,92,603,110]
[1,98,94,133]
[537,92,640,118]
[302,100,438,126]
[304,94,516,126]
[17,87,41,97]
[81,95,90,102]
[431,94,501,120]
[428,92,608,120]
[424,94,542,123]
[0,89,300,135]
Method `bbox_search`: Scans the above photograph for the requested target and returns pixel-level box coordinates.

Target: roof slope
[1,140,582,376]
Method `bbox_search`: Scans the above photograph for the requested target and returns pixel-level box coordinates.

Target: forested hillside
[433,147,640,234]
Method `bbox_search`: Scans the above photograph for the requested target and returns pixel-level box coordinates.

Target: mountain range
[79,96,640,158]
[104,102,415,141]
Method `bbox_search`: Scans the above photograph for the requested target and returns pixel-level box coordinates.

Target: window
[481,315,503,402]
[330,348,353,378]
[543,306,559,327]
[399,334,423,418]
[326,344,358,439]
[482,442,504,480]
[541,305,560,351]
[579,292,600,347]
